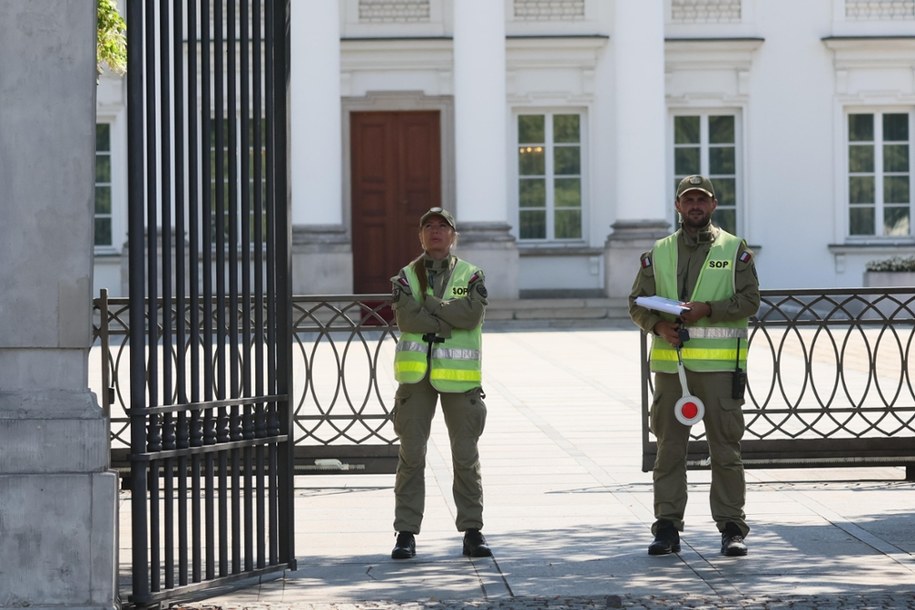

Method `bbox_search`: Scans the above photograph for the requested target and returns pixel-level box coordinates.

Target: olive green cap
[419,207,456,229]
[676,175,716,199]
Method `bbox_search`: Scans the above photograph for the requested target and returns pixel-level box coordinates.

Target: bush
[865,255,915,272]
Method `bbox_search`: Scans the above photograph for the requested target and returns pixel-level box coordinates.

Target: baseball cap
[676,175,716,199]
[419,207,456,229]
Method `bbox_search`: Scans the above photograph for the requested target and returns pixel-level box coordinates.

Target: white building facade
[94,0,915,299]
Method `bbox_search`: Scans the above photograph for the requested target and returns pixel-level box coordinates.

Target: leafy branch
[97,0,126,78]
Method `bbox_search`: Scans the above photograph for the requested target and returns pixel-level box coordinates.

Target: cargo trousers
[392,375,487,535]
[650,370,749,537]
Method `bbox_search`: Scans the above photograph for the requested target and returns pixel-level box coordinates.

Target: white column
[604,0,670,297]
[614,0,668,222]
[0,2,117,607]
[451,0,518,298]
[290,1,341,226]
[289,3,352,293]
[453,0,507,223]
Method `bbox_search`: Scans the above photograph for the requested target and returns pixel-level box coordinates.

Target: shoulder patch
[640,254,652,268]
[738,251,752,264]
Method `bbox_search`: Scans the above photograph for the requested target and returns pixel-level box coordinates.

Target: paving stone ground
[116,325,914,610]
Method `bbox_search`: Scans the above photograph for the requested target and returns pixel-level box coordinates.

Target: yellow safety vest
[650,231,749,373]
[394,260,483,392]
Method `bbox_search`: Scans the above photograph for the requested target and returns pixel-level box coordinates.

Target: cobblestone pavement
[136,328,914,610]
[173,593,915,610]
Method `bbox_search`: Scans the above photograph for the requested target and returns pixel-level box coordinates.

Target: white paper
[635,295,691,316]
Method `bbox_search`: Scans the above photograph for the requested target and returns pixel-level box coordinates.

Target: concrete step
[485,297,631,326]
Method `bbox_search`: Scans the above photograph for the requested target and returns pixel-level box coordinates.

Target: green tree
[97,0,126,77]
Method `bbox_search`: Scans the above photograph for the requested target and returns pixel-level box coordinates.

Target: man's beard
[681,212,711,230]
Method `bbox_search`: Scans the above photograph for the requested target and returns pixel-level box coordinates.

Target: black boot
[462,528,492,557]
[721,522,748,556]
[391,531,416,559]
[648,520,681,555]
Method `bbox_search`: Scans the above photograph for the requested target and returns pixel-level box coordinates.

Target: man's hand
[679,301,711,324]
[653,319,683,347]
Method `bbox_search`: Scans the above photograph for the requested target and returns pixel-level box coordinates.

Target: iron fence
[92,292,400,479]
[640,287,915,479]
[96,288,915,484]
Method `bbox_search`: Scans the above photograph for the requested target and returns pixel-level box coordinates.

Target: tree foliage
[97,0,126,77]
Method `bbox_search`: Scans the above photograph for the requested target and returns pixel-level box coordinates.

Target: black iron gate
[125,1,294,605]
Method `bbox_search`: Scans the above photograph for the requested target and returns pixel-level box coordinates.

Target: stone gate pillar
[0,1,118,608]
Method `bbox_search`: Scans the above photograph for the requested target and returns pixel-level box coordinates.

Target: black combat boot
[648,520,681,555]
[462,528,492,557]
[391,531,416,559]
[721,522,748,556]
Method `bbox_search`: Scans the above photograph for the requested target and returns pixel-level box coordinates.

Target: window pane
[848,144,874,173]
[715,208,736,235]
[95,218,112,247]
[555,209,582,239]
[95,186,111,214]
[884,113,909,141]
[884,206,909,236]
[709,146,735,174]
[519,178,546,207]
[519,147,545,175]
[674,116,700,144]
[554,146,580,175]
[849,176,875,203]
[849,114,873,142]
[709,115,735,144]
[884,144,909,173]
[553,114,580,143]
[849,207,874,235]
[884,176,910,203]
[518,115,545,143]
[96,124,110,149]
[674,148,700,175]
[96,155,111,183]
[554,178,581,207]
[520,210,546,239]
[714,177,736,207]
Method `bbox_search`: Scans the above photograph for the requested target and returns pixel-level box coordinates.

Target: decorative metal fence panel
[93,294,401,478]
[640,288,915,478]
[123,0,294,606]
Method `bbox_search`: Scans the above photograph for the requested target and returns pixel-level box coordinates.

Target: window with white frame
[95,123,114,248]
[517,112,583,241]
[673,112,739,234]
[847,111,913,237]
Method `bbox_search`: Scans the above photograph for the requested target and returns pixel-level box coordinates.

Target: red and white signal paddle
[674,348,705,426]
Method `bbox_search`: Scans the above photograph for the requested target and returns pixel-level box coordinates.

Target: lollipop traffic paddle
[674,348,705,426]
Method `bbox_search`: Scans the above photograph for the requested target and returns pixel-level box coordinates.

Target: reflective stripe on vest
[393,260,483,391]
[649,230,749,373]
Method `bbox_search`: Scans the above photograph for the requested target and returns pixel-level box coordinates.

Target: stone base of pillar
[0,392,118,609]
[293,224,353,294]
[604,219,671,298]
[454,222,519,300]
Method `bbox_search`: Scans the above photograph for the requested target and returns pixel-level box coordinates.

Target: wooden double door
[351,110,442,294]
